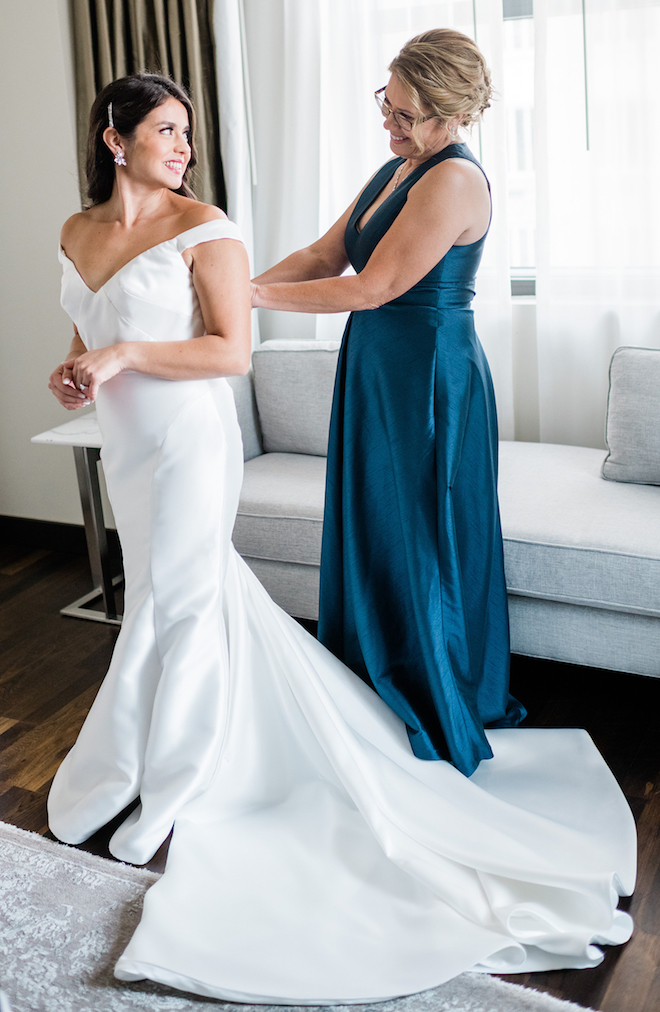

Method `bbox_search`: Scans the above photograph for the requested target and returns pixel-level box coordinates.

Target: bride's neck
[105,178,173,228]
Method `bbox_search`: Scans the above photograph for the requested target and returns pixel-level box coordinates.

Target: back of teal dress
[318,143,525,777]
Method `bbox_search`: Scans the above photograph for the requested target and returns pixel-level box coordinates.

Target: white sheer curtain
[213,0,261,344]
[239,0,322,341]
[213,0,256,265]
[223,0,515,436]
[535,0,660,448]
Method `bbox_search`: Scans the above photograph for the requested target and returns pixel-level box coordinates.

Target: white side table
[31,412,122,625]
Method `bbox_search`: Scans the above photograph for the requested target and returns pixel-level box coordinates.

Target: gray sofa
[230,340,660,679]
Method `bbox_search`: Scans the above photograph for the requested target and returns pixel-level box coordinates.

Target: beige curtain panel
[70,0,225,207]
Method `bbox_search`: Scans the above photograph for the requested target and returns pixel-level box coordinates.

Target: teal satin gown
[318,143,525,778]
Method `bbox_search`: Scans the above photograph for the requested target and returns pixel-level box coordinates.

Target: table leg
[60,446,122,625]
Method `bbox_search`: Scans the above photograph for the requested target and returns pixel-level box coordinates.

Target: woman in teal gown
[252,28,525,777]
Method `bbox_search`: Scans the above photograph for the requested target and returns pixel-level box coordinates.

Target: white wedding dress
[50,218,636,1004]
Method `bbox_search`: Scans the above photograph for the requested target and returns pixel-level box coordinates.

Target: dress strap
[175,218,244,252]
[399,142,490,192]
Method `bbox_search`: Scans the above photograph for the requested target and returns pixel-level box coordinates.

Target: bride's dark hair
[86,72,198,206]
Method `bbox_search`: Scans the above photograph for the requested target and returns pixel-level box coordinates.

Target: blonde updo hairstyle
[388,28,492,156]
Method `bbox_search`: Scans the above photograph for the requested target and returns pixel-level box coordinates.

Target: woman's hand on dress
[49,361,91,410]
[69,346,126,402]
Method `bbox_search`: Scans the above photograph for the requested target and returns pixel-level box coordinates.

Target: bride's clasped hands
[62,344,128,402]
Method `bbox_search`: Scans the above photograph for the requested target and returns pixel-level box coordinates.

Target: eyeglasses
[374,87,436,133]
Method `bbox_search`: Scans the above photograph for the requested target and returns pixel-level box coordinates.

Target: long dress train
[49,218,635,1004]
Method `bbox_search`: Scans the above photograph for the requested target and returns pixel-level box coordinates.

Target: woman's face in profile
[382,74,447,159]
[120,97,192,190]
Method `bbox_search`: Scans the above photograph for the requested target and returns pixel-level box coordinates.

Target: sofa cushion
[252,339,340,456]
[602,346,660,485]
[233,452,326,566]
[498,441,660,618]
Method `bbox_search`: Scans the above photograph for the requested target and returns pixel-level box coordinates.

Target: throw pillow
[602,346,660,484]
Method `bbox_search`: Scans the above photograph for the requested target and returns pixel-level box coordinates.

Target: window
[503,1,535,296]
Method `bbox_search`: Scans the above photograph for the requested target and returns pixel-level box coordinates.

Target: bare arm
[253,242,348,285]
[68,238,251,402]
[252,160,490,314]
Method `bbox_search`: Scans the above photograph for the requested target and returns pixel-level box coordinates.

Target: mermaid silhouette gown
[49,218,635,1003]
[320,144,523,778]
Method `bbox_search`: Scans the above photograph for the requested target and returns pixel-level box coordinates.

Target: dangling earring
[108,103,126,165]
[449,124,458,141]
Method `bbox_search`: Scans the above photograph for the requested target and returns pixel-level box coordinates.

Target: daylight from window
[503,14,535,275]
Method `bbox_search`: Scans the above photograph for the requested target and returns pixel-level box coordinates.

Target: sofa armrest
[226,372,263,461]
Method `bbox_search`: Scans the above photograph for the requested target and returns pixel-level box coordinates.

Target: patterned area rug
[0,822,599,1012]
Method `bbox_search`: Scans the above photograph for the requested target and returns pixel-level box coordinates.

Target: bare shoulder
[414,156,488,203]
[175,197,228,232]
[406,156,490,241]
[60,209,99,252]
[397,154,490,245]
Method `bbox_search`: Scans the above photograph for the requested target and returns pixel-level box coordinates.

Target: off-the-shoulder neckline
[59,219,239,295]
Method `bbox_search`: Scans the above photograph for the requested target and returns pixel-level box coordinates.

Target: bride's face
[125,97,192,190]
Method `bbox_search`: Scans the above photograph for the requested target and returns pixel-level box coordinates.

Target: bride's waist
[96,372,229,437]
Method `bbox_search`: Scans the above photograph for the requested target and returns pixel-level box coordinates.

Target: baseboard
[0,515,121,560]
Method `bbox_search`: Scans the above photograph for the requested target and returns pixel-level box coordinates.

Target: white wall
[0,0,85,525]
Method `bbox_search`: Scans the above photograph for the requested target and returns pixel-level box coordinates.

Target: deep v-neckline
[61,235,183,296]
[355,160,402,235]
[351,143,491,247]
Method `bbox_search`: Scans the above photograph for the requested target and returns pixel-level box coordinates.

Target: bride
[48,71,635,1004]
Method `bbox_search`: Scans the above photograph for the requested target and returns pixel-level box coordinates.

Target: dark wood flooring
[0,544,658,1012]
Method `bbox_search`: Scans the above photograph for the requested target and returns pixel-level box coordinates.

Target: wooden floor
[1,544,658,1012]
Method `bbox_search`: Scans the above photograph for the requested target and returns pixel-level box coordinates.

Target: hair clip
[108,102,114,128]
